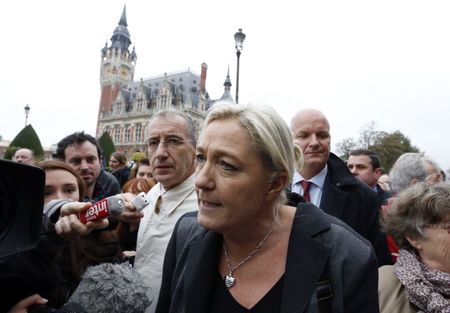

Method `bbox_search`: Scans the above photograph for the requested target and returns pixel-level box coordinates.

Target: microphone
[132,191,150,210]
[78,193,149,224]
[69,262,151,313]
[57,302,88,313]
[28,302,87,313]
[79,195,125,224]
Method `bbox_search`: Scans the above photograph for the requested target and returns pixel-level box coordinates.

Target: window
[114,126,121,143]
[161,95,167,107]
[125,125,131,142]
[113,101,122,115]
[135,124,142,142]
[136,98,143,112]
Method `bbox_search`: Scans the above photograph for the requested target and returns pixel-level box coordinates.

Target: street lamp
[24,105,30,126]
[234,28,246,104]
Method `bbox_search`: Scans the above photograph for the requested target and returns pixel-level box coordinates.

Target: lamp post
[24,105,30,127]
[234,28,246,104]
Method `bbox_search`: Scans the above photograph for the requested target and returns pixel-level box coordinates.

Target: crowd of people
[2,103,449,312]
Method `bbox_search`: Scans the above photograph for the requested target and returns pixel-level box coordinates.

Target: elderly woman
[379,182,450,312]
[155,103,379,313]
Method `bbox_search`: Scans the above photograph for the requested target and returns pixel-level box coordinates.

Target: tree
[4,125,44,160]
[98,131,116,166]
[369,131,419,171]
[335,138,358,161]
[335,121,379,159]
[357,121,378,148]
[335,122,420,172]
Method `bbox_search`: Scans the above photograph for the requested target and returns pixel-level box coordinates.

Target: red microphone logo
[79,195,124,224]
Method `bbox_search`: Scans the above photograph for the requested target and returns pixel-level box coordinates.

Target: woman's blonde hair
[205,102,303,203]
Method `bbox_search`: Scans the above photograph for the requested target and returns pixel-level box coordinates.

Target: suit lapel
[281,205,330,313]
[321,175,347,220]
[184,231,222,313]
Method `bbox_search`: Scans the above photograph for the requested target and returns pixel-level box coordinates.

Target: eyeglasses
[147,137,192,151]
[422,223,450,234]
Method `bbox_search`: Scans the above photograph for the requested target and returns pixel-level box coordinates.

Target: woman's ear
[405,235,423,251]
[266,173,288,201]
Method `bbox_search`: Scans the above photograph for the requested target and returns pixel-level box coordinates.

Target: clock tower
[98,5,136,121]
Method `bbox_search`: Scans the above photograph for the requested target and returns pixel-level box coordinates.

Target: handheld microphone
[131,192,150,210]
[69,262,151,313]
[79,193,150,224]
[79,195,125,224]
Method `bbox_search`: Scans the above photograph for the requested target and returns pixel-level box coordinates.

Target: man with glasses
[133,109,198,313]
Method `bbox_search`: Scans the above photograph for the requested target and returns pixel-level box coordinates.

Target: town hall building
[96,6,230,155]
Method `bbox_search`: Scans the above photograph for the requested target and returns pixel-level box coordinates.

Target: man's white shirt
[134,173,198,313]
[292,165,328,207]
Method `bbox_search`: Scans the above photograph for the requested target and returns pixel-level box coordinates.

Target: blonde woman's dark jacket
[155,203,379,313]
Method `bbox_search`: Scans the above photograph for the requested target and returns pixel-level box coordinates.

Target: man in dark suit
[347,149,391,205]
[290,109,391,266]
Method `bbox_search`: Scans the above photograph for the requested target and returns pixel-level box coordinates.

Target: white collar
[293,164,328,189]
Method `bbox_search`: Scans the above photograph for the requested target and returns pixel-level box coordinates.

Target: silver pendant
[224,274,235,288]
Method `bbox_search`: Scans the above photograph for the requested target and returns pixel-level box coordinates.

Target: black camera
[0,159,44,259]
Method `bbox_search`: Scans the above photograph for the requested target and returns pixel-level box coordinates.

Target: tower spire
[119,4,128,27]
[224,66,232,89]
[219,66,234,103]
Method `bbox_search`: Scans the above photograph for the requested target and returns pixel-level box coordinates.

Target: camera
[0,160,44,259]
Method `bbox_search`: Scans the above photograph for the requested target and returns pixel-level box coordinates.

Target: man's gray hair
[149,109,197,146]
[389,153,437,195]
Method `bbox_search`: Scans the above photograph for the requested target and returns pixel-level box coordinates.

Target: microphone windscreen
[69,262,151,313]
[132,192,150,211]
[57,302,88,313]
[105,195,125,216]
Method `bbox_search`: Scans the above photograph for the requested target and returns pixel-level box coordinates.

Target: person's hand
[55,201,109,239]
[7,294,48,313]
[119,192,144,223]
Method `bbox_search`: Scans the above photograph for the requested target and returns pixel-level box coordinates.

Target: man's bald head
[290,109,330,131]
[290,109,331,179]
[13,148,35,165]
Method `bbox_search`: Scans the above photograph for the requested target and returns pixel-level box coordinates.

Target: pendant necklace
[222,216,276,288]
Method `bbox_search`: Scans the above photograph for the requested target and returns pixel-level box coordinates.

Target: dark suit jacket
[375,184,391,206]
[319,153,391,266]
[86,170,121,202]
[155,203,379,313]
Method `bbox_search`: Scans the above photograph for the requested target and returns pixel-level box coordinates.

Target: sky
[1,0,449,169]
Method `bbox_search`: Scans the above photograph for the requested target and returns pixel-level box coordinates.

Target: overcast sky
[1,0,449,169]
